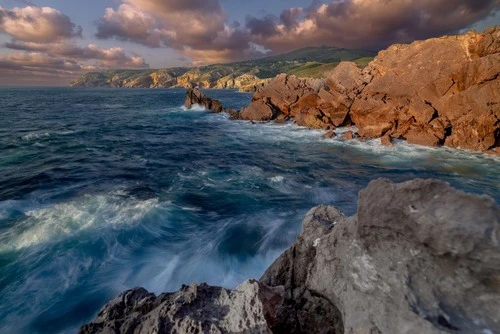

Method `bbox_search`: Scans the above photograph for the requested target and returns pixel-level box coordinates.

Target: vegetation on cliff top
[70,46,375,89]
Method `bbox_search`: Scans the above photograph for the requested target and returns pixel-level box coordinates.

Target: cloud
[0,41,149,86]
[246,15,279,37]
[246,0,500,53]
[96,0,258,64]
[96,4,171,47]
[4,40,149,69]
[0,5,82,42]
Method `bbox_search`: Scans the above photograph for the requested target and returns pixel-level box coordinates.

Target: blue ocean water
[0,88,498,333]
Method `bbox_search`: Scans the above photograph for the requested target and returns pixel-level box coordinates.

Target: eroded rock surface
[80,280,285,334]
[350,27,500,152]
[191,28,499,153]
[82,179,500,334]
[262,179,500,333]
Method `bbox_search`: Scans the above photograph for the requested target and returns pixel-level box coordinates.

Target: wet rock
[184,88,224,113]
[322,131,336,139]
[240,99,276,121]
[341,130,354,140]
[381,133,393,146]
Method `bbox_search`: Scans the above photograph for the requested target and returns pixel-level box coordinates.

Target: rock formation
[350,27,499,152]
[213,27,499,153]
[80,280,285,334]
[81,179,500,334]
[184,88,224,113]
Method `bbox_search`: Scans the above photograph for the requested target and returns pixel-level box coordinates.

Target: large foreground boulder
[262,179,499,333]
[81,179,499,334]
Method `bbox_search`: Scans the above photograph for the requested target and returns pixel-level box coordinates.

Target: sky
[0,0,498,86]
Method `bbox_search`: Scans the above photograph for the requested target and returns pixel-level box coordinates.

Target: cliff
[218,27,499,154]
[80,179,500,333]
[69,46,374,92]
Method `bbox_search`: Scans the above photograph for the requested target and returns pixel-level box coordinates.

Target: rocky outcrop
[350,27,499,152]
[261,179,500,333]
[80,280,285,334]
[207,28,498,153]
[184,88,224,113]
[81,179,500,334]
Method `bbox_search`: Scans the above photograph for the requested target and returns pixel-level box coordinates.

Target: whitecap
[0,192,159,252]
[269,175,284,183]
[180,104,207,112]
[20,132,50,141]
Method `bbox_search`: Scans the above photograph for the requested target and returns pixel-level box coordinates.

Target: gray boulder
[81,179,500,333]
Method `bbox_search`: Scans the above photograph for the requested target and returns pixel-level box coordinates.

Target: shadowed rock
[184,88,224,113]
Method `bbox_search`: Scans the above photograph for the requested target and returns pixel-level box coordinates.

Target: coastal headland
[81,28,500,333]
[184,27,499,155]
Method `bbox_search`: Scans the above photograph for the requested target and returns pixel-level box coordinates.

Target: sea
[0,88,498,333]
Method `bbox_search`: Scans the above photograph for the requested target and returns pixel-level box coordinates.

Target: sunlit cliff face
[0,0,498,85]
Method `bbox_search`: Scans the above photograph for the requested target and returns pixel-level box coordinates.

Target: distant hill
[70,46,376,91]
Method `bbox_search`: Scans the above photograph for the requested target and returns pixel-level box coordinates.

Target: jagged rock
[261,179,500,334]
[341,130,354,140]
[184,88,224,113]
[350,27,500,151]
[241,74,319,121]
[381,133,393,146]
[322,130,336,139]
[240,99,276,121]
[80,280,285,334]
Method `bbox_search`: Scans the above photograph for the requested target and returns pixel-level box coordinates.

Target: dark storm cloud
[246,15,279,37]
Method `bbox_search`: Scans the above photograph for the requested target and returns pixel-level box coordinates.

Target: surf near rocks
[81,178,500,333]
[184,27,500,155]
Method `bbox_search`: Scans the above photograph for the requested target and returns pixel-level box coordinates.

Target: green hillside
[70,46,376,88]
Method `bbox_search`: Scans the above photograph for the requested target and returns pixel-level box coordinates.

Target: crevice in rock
[424,100,439,123]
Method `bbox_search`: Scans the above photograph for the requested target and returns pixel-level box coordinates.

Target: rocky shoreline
[185,27,499,154]
[81,179,500,333]
[80,28,499,334]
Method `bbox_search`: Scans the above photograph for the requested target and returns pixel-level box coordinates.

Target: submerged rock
[81,179,500,334]
[184,88,224,113]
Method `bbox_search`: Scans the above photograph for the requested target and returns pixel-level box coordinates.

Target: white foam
[180,104,206,112]
[269,175,284,183]
[21,132,50,141]
[0,192,159,252]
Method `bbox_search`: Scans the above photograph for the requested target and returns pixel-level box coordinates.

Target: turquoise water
[0,88,498,333]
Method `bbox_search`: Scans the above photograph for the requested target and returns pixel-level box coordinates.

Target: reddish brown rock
[240,99,276,121]
[381,134,393,146]
[250,74,319,118]
[341,131,355,140]
[350,27,500,152]
[322,131,336,139]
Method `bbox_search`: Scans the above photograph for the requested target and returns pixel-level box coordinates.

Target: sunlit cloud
[0,5,82,42]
